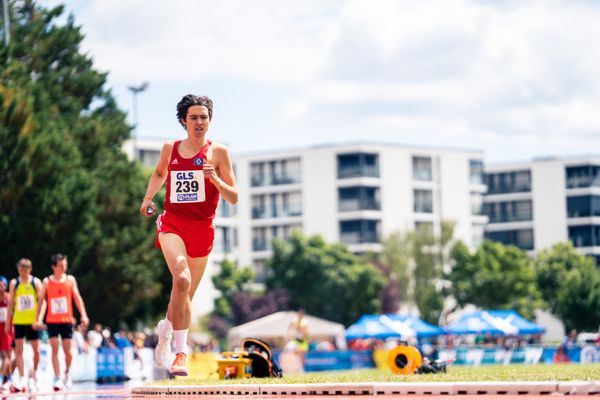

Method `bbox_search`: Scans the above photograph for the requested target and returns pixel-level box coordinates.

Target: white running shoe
[53,377,65,392]
[155,319,173,368]
[64,372,72,388]
[10,379,25,393]
[28,377,37,393]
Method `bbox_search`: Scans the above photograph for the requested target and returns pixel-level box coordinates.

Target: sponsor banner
[97,347,125,379]
[439,346,600,366]
[303,350,375,372]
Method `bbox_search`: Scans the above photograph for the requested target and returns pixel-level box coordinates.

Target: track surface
[0,388,597,399]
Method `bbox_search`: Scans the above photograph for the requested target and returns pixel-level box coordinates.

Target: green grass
[161,364,600,386]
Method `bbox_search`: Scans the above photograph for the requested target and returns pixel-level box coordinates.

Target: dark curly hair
[176,94,213,128]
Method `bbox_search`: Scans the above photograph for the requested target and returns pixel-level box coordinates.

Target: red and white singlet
[164,140,220,221]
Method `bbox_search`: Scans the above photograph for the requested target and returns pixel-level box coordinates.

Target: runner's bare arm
[70,275,89,327]
[204,144,238,204]
[4,280,16,335]
[34,277,46,329]
[140,142,174,216]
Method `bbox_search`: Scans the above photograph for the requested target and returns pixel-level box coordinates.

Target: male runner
[36,253,89,391]
[140,95,238,376]
[5,258,43,392]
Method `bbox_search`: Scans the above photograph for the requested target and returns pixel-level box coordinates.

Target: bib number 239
[171,171,205,203]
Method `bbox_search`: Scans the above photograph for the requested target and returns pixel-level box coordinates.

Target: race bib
[0,307,6,323]
[17,295,34,311]
[51,296,68,315]
[170,170,205,203]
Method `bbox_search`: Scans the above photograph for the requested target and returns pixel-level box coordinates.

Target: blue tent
[444,310,545,335]
[346,314,443,340]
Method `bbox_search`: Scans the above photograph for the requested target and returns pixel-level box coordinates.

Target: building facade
[484,156,600,264]
[233,142,487,279]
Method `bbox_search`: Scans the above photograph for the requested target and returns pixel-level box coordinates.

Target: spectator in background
[87,323,103,349]
[101,327,116,348]
[114,330,132,348]
[288,310,309,371]
[561,329,577,349]
[72,324,89,354]
[553,346,570,363]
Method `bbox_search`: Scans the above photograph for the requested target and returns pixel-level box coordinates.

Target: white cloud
[40,0,600,161]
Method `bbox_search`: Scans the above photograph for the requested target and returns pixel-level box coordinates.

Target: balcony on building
[566,165,600,189]
[251,158,301,187]
[486,170,531,194]
[337,152,380,179]
[338,186,381,212]
[485,200,533,223]
[485,229,534,250]
[339,219,381,245]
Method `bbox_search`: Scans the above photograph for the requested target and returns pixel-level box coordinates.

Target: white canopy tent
[227,311,347,350]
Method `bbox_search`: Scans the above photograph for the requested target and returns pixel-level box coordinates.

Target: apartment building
[484,156,600,264]
[232,142,487,278]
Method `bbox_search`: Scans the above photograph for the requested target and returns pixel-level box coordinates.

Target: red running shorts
[155,212,215,258]
[0,325,13,352]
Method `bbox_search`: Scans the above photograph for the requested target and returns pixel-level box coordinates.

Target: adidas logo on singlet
[171,159,179,165]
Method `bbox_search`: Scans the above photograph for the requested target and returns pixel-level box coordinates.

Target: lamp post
[3,0,10,47]
[128,82,149,160]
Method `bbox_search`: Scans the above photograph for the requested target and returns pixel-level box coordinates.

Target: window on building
[252,195,266,219]
[567,195,600,218]
[486,170,531,194]
[412,156,432,181]
[339,219,380,244]
[216,198,236,218]
[469,159,484,185]
[471,192,484,215]
[250,158,302,187]
[252,227,269,251]
[253,258,268,283]
[138,149,161,167]
[338,186,381,212]
[282,192,302,216]
[251,162,265,187]
[485,229,534,250]
[568,225,600,247]
[485,200,533,223]
[414,189,433,213]
[337,153,379,179]
[213,227,233,254]
[566,165,600,188]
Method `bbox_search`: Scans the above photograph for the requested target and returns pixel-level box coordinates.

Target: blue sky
[40,0,600,163]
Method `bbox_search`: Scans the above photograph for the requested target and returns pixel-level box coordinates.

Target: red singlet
[45,277,74,324]
[0,293,13,351]
[164,140,220,221]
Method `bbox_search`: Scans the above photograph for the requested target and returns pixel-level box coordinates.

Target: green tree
[534,242,600,331]
[211,258,255,320]
[266,230,386,326]
[410,221,456,324]
[0,1,166,327]
[448,240,543,320]
[363,231,411,313]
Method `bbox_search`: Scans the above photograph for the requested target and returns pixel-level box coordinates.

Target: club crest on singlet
[170,170,206,203]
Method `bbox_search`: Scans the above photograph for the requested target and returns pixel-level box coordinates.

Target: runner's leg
[188,256,208,300]
[159,232,191,331]
[49,337,60,378]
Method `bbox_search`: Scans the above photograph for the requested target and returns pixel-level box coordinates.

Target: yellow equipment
[217,351,253,379]
[387,345,423,375]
